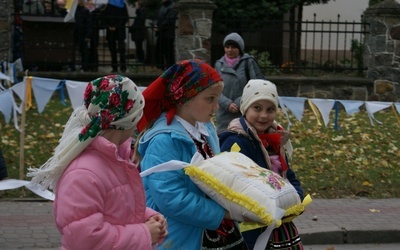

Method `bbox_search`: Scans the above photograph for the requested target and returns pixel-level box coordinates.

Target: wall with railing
[211,16,369,76]
[3,1,398,104]
[11,7,370,75]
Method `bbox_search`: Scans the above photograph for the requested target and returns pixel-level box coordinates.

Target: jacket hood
[219,118,249,144]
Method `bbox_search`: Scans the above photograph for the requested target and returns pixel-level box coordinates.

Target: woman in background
[214,32,264,134]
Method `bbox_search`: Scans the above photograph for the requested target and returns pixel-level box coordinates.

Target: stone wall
[268,76,374,101]
[174,0,216,65]
[364,0,400,102]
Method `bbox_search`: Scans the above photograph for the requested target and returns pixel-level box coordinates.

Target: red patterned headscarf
[137,59,222,132]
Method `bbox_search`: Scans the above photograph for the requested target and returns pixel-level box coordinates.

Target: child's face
[177,82,223,126]
[244,99,277,133]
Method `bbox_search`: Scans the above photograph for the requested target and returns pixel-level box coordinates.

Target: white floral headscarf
[28,75,144,190]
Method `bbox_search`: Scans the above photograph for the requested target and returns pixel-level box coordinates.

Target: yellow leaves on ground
[45,133,56,138]
[380,160,389,167]
[282,108,400,198]
[331,135,345,142]
[2,138,18,146]
[362,181,373,187]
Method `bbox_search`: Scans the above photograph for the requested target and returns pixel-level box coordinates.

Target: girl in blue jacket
[136,59,248,249]
[219,79,304,250]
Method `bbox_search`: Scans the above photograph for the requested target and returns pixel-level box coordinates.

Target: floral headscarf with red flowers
[80,75,144,141]
[28,75,144,190]
[137,59,222,132]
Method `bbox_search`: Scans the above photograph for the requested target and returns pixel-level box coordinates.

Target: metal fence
[211,14,369,76]
[13,12,369,75]
[298,14,368,75]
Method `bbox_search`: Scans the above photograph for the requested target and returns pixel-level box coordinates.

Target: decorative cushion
[184,151,304,227]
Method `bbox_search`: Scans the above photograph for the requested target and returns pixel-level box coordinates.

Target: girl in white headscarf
[28,75,167,250]
[220,79,303,250]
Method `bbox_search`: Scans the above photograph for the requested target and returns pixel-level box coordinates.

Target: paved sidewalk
[293,198,400,245]
[0,198,400,249]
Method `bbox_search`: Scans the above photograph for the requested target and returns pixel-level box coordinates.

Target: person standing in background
[22,0,45,15]
[129,0,147,63]
[54,0,67,16]
[86,0,104,72]
[154,0,177,70]
[70,0,92,72]
[214,32,264,134]
[103,0,129,73]
[43,0,53,15]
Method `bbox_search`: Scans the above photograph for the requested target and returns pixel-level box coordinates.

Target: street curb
[301,229,400,245]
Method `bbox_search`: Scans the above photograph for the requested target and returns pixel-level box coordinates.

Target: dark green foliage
[211,0,299,22]
[368,0,386,6]
[351,39,365,76]
[248,49,280,75]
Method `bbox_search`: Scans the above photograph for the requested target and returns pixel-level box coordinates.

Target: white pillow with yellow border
[184,151,304,227]
[140,151,307,228]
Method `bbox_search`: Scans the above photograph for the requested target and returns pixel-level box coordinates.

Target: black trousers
[135,40,145,63]
[107,29,126,71]
[155,34,175,70]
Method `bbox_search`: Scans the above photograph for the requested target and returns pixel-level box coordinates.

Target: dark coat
[129,6,146,42]
[74,5,92,40]
[103,3,129,41]
[156,0,177,39]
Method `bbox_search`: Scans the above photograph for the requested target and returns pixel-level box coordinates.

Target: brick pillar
[174,0,217,64]
[364,0,400,82]
[364,0,400,101]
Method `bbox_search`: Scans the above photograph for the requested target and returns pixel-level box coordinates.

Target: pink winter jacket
[54,136,159,250]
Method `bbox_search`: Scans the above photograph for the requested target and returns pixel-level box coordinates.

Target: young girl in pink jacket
[28,75,167,249]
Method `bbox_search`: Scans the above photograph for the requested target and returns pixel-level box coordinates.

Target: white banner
[0,89,13,123]
[0,72,10,81]
[0,77,398,130]
[365,101,393,125]
[338,100,364,115]
[279,96,307,129]
[65,80,87,110]
[310,98,335,127]
[0,179,54,201]
[31,77,61,113]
